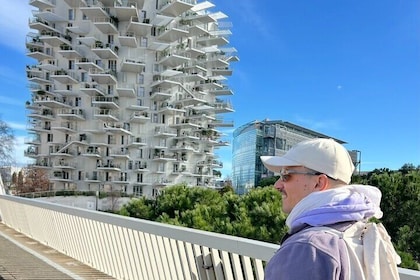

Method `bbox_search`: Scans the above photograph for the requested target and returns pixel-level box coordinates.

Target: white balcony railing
[0,195,418,280]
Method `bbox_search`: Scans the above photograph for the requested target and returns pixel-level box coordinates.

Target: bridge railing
[0,195,419,280]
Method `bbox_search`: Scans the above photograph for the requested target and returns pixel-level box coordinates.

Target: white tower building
[25,0,238,197]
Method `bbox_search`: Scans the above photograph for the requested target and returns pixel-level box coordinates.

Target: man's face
[273,166,319,213]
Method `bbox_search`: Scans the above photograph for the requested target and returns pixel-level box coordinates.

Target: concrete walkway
[0,223,116,280]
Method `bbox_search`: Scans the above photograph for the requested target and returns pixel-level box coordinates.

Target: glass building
[232,120,358,194]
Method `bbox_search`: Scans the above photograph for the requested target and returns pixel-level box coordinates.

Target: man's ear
[315,174,329,191]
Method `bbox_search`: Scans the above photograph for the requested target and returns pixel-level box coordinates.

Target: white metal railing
[0,195,418,280]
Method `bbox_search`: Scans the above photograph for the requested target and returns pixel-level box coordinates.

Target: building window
[68,60,75,69]
[133,185,143,196]
[47,133,53,142]
[68,9,75,20]
[137,87,145,97]
[138,74,144,84]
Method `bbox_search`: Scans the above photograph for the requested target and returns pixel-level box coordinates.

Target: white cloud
[0,95,25,107]
[8,121,27,131]
[0,1,32,51]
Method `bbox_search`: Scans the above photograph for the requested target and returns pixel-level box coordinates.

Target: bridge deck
[0,223,115,280]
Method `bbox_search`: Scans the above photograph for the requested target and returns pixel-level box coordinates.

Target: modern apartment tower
[232,120,359,194]
[25,0,238,197]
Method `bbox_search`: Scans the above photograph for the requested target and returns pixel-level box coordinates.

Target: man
[261,138,399,280]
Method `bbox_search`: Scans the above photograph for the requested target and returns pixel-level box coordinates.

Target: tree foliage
[120,184,286,243]
[0,119,15,166]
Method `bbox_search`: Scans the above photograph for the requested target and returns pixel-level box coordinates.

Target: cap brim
[260,156,301,173]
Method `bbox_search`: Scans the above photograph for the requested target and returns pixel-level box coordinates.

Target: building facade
[232,120,359,194]
[25,0,238,197]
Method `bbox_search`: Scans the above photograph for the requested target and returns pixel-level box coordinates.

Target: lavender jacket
[264,185,383,280]
[264,222,351,280]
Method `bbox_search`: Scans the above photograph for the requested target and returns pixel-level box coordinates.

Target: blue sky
[0,1,419,177]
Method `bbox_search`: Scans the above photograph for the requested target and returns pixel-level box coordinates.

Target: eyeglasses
[278,169,322,182]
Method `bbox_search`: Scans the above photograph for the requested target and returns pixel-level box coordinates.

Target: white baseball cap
[260,138,355,184]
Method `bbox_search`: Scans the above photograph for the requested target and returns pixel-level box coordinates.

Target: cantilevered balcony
[103,123,132,135]
[211,118,234,127]
[28,17,57,33]
[127,101,149,111]
[212,67,232,76]
[32,9,66,23]
[94,108,119,122]
[97,162,121,172]
[84,172,103,182]
[50,70,79,84]
[116,83,136,98]
[27,121,51,132]
[24,135,41,145]
[129,111,149,123]
[127,137,147,147]
[76,58,103,72]
[80,83,107,96]
[50,171,73,182]
[34,95,72,109]
[50,145,75,157]
[81,146,102,158]
[92,96,119,109]
[29,0,55,10]
[39,30,72,47]
[158,0,194,17]
[24,146,40,158]
[188,24,210,37]
[173,93,206,106]
[158,104,185,115]
[214,99,234,113]
[109,149,130,160]
[26,46,54,61]
[58,44,83,59]
[66,20,90,35]
[28,108,54,121]
[93,17,119,34]
[199,78,224,90]
[150,78,181,90]
[127,16,152,37]
[156,26,189,43]
[154,126,177,138]
[80,1,108,20]
[114,1,138,21]
[64,0,87,8]
[209,86,234,96]
[150,90,172,101]
[57,108,86,121]
[52,159,77,170]
[51,122,78,133]
[27,73,52,85]
[158,52,190,68]
[38,59,59,71]
[89,68,117,84]
[120,57,145,73]
[169,118,201,129]
[118,32,138,48]
[196,34,229,47]
[92,42,119,59]
[132,162,149,172]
